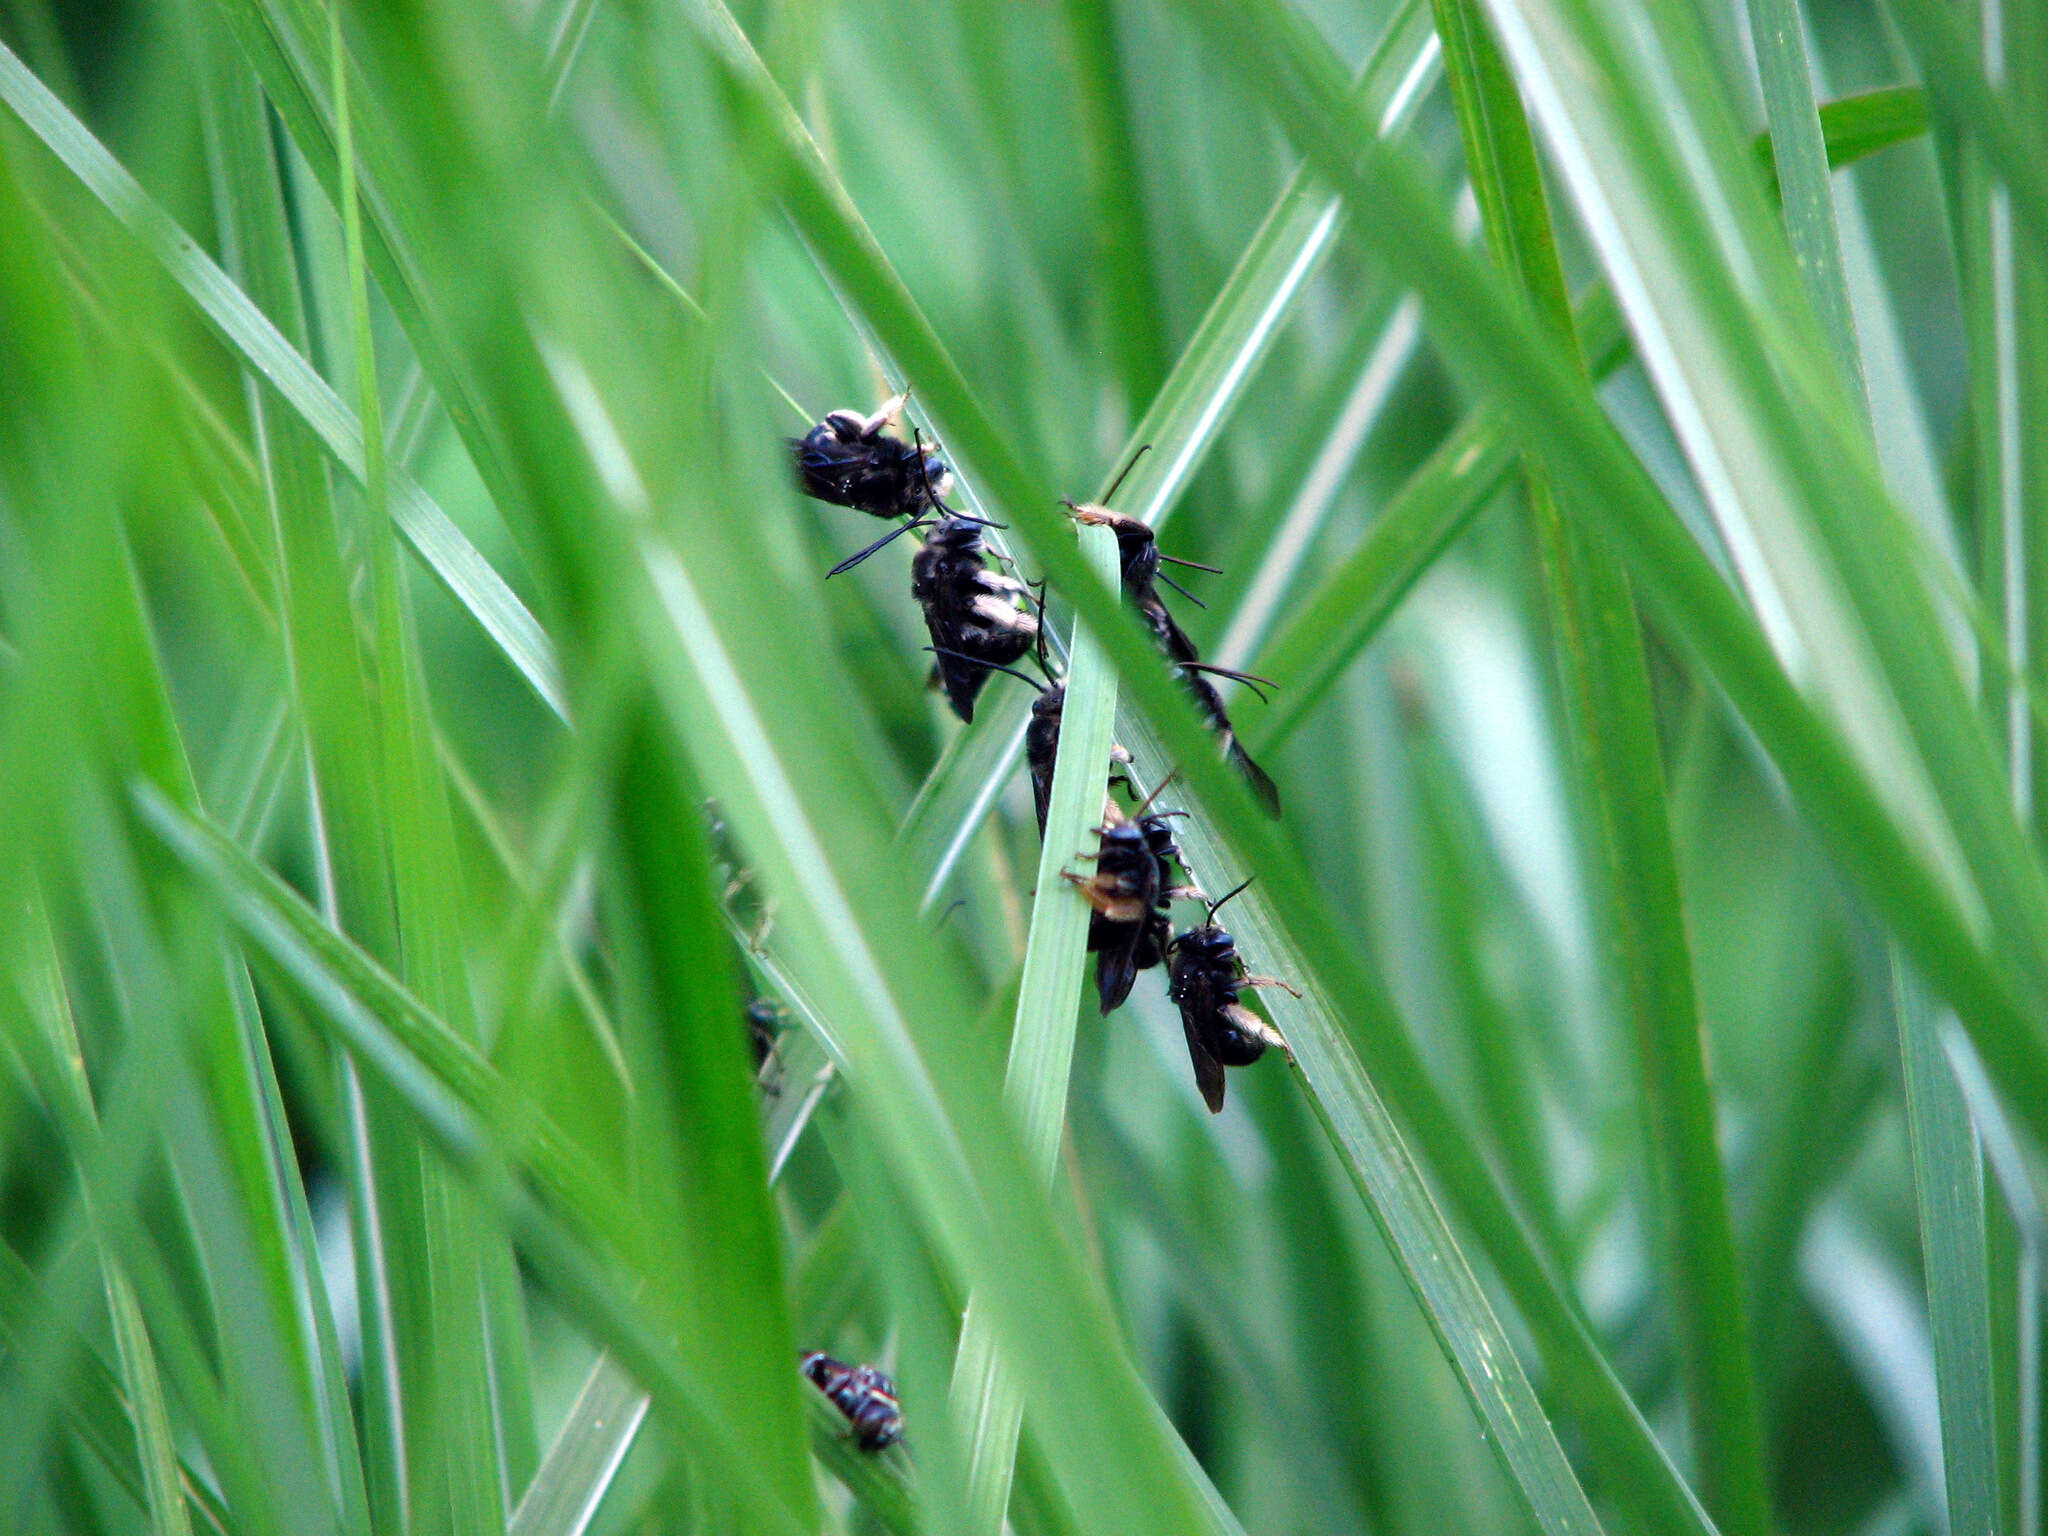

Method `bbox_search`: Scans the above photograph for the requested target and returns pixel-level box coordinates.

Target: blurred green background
[0,0,2041,1532]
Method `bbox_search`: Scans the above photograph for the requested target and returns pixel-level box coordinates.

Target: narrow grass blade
[949,523,1120,1535]
[507,1355,649,1536]
[1895,965,2001,1536]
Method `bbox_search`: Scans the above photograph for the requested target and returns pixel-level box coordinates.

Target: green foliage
[0,0,2040,1534]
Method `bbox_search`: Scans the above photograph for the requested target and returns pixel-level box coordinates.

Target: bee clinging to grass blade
[788,390,1000,577]
[801,1351,905,1453]
[912,518,1041,722]
[1060,450,1283,817]
[1167,878,1299,1113]
[1064,780,1197,1014]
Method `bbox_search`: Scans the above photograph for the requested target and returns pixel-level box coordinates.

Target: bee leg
[1164,884,1205,904]
[1242,974,1302,1000]
[746,902,778,954]
[857,389,911,438]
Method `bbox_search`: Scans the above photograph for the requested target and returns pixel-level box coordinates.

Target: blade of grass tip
[1895,963,2002,1536]
[0,37,566,723]
[1430,1,1773,1530]
[949,522,1120,1536]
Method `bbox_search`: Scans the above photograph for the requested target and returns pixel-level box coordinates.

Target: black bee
[788,391,998,577]
[1025,682,1065,836]
[1062,460,1282,818]
[801,1351,904,1453]
[1167,878,1299,1113]
[1064,781,1197,1014]
[912,518,1041,722]
[1171,662,1282,818]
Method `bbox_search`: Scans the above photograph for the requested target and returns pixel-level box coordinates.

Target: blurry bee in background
[801,1351,905,1453]
[745,995,788,1086]
[788,391,1000,577]
[912,519,1041,722]
[1167,878,1299,1113]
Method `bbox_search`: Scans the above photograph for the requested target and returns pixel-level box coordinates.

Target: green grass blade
[1246,89,1931,750]
[507,1355,649,1536]
[0,36,565,722]
[1161,0,2048,1155]
[1895,965,2002,1536]
[949,522,1119,1535]
[1429,1,1772,1528]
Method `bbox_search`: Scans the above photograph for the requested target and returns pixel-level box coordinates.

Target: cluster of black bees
[778,391,1301,1454]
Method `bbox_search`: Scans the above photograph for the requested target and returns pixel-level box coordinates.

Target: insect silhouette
[1062,453,1282,817]
[801,1351,905,1452]
[746,996,787,1073]
[1064,780,1198,1014]
[788,391,998,576]
[912,518,1041,722]
[930,645,1081,838]
[1167,878,1299,1113]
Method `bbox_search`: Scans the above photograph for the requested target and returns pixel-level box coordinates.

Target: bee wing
[1095,933,1145,1014]
[1179,1003,1229,1113]
[919,609,990,723]
[1230,739,1282,817]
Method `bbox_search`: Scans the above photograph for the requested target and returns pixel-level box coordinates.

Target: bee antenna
[925,647,1046,693]
[1099,443,1152,507]
[935,897,968,930]
[1206,876,1256,924]
[1177,661,1277,705]
[827,515,933,578]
